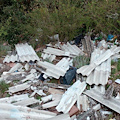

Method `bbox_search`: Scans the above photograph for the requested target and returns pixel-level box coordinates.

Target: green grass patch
[0,81,9,94]
[111,60,116,66]
[111,68,117,75]
[73,55,90,68]
[37,52,42,58]
[36,96,41,101]
[117,60,120,71]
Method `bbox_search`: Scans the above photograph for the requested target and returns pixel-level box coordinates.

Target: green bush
[30,0,120,43]
[0,0,120,45]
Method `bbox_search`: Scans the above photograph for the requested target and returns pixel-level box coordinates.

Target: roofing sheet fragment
[60,42,84,56]
[86,49,111,85]
[15,43,40,62]
[43,47,70,56]
[37,58,72,79]
[3,55,19,63]
[56,81,86,113]
[8,83,30,93]
[84,88,120,114]
[77,46,120,76]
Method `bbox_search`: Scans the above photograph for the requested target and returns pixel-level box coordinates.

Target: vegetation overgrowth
[0,0,120,46]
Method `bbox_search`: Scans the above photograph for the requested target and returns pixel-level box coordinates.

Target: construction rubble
[0,37,120,120]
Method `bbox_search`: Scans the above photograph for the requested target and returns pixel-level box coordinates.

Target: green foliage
[111,60,116,66]
[73,55,90,68]
[36,95,41,101]
[111,68,116,75]
[117,59,120,71]
[0,0,38,46]
[0,0,120,45]
[29,0,120,43]
[0,81,9,94]
[37,52,42,58]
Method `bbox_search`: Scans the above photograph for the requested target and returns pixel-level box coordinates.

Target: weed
[111,68,116,75]
[0,81,9,94]
[37,52,42,58]
[117,60,120,71]
[36,96,41,101]
[73,55,90,68]
[0,81,10,97]
[111,60,116,66]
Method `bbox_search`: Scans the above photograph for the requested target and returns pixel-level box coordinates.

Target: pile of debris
[0,37,120,120]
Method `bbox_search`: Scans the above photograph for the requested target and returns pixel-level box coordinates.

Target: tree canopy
[0,0,120,46]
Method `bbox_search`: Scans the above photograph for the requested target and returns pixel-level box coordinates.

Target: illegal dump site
[0,34,120,120]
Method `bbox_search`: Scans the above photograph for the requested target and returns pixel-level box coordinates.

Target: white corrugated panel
[0,103,56,120]
[56,57,73,71]
[56,81,86,113]
[37,58,73,79]
[77,46,120,76]
[60,42,84,56]
[41,53,56,62]
[78,95,89,111]
[15,43,40,62]
[84,88,120,114]
[43,47,70,56]
[3,55,19,63]
[86,49,111,85]
[37,61,67,79]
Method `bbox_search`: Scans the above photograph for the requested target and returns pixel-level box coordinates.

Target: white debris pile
[0,40,120,120]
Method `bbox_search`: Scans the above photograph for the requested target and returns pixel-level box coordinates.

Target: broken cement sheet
[0,94,29,103]
[60,42,84,56]
[0,103,56,120]
[84,88,120,114]
[115,79,120,84]
[3,54,19,63]
[56,81,86,113]
[9,63,23,73]
[42,94,62,109]
[43,47,70,56]
[41,53,56,62]
[77,95,89,111]
[8,83,31,93]
[13,97,41,106]
[37,61,67,79]
[86,49,111,85]
[15,43,40,62]
[77,46,120,76]
[37,57,72,79]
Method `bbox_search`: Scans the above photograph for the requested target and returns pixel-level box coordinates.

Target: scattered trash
[0,39,120,120]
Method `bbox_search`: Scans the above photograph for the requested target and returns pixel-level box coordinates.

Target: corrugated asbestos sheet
[56,81,86,113]
[60,42,84,56]
[0,103,57,120]
[43,47,70,56]
[37,58,72,79]
[84,88,120,114]
[86,49,111,85]
[3,55,19,63]
[15,43,40,62]
[41,53,56,62]
[77,46,120,76]
[43,43,83,57]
